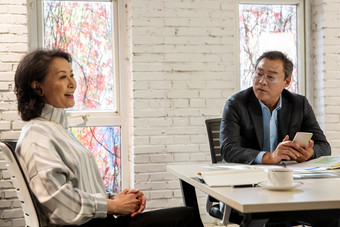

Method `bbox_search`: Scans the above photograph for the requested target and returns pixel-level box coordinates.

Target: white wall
[128,1,237,224]
[311,0,325,129]
[0,0,26,140]
[322,0,340,154]
[1,0,340,226]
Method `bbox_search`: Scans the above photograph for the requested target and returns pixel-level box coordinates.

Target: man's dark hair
[254,50,294,80]
[14,49,72,121]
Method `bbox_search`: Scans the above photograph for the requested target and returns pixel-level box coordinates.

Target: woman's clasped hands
[107,189,146,217]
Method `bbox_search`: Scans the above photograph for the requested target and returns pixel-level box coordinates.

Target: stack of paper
[285,155,340,171]
[197,168,268,187]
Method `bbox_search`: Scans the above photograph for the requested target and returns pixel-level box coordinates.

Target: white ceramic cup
[268,168,293,187]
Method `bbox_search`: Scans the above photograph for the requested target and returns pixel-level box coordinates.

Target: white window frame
[27,0,131,189]
[236,0,306,96]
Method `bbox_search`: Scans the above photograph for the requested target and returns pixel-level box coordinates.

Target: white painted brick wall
[0,0,26,144]
[129,0,235,225]
[321,0,340,155]
[0,1,27,224]
[1,0,339,226]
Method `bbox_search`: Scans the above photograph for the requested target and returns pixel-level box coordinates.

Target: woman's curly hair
[14,49,72,121]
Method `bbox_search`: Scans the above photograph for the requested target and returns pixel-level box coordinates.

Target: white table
[167,163,340,227]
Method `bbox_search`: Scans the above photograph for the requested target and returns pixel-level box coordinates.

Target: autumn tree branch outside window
[239,2,304,94]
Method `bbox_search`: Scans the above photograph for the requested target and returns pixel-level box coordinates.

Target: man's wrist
[255,151,266,164]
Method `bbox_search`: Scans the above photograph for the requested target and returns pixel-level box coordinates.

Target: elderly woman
[14,49,196,227]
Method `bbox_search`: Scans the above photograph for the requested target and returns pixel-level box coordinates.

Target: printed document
[285,155,340,171]
[197,168,268,187]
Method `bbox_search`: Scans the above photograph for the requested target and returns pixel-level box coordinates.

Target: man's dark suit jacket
[220,87,331,164]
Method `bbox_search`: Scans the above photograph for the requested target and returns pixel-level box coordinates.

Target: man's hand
[292,139,314,162]
[107,188,146,217]
[262,135,302,164]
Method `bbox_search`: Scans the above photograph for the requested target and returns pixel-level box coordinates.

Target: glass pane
[70,126,122,194]
[239,4,298,93]
[43,1,116,111]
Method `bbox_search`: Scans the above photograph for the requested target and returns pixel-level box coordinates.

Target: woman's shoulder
[19,119,63,145]
[17,119,69,158]
[22,118,55,133]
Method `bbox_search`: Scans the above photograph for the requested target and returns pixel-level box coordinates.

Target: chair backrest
[0,142,41,227]
[205,118,222,163]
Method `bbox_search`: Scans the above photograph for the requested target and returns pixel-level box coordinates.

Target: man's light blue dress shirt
[254,96,282,164]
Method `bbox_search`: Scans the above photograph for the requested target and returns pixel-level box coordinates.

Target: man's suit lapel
[248,92,264,149]
[278,93,291,141]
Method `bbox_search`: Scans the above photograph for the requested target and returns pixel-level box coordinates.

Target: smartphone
[293,132,313,148]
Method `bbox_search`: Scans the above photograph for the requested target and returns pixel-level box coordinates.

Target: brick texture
[0,150,26,226]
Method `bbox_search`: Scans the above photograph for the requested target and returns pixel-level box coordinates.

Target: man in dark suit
[220,50,330,165]
[220,51,336,226]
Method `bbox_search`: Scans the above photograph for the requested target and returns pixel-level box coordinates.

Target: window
[70,126,121,193]
[28,0,129,193]
[238,1,305,94]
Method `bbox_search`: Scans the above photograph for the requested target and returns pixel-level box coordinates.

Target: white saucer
[258,181,303,191]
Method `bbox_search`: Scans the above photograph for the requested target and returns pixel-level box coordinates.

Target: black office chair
[205,119,224,220]
[205,118,244,225]
[205,118,223,164]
